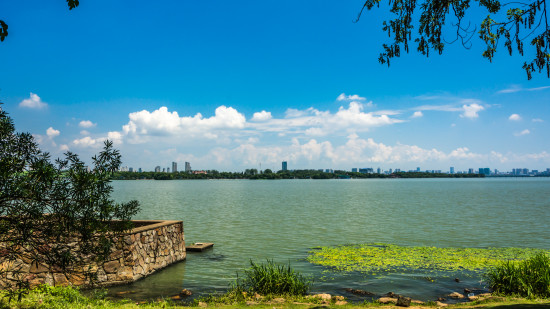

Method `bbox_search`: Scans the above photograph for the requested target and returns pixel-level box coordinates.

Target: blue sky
[1,0,549,172]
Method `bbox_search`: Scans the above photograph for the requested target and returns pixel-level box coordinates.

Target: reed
[232,260,311,296]
[485,252,550,298]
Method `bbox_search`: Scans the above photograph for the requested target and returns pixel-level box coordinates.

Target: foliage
[358,0,550,79]
[307,243,548,275]
[0,105,140,290]
[485,252,550,298]
[231,260,311,296]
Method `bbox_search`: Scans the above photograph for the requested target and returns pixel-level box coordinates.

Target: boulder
[397,296,411,307]
[448,292,465,299]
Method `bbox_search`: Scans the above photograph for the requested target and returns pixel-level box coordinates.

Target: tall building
[468,168,474,174]
[167,168,170,173]
[162,168,166,172]
[450,167,455,174]
[282,161,288,171]
[351,168,358,173]
[416,167,421,172]
[138,168,142,173]
[172,162,177,173]
[185,162,192,172]
[479,168,491,175]
[155,166,161,173]
[377,167,381,174]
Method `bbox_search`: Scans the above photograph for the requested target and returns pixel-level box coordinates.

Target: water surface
[106,178,550,302]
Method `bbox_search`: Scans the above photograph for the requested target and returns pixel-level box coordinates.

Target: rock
[179,289,192,297]
[411,299,424,304]
[103,260,121,274]
[437,297,446,301]
[344,288,375,296]
[198,301,207,307]
[468,295,479,301]
[253,293,263,299]
[454,278,460,282]
[335,300,348,305]
[378,297,398,304]
[312,293,331,301]
[464,288,471,294]
[436,301,448,307]
[397,296,411,307]
[272,297,285,303]
[386,292,397,297]
[333,296,345,301]
[448,292,465,299]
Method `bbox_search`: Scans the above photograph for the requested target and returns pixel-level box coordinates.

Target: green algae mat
[307,243,549,275]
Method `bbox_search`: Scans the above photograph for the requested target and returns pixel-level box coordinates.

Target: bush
[232,260,311,296]
[0,104,140,291]
[485,252,550,298]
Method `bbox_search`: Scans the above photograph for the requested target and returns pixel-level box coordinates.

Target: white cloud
[411,111,423,118]
[19,93,47,109]
[532,118,544,123]
[509,114,522,121]
[337,93,366,101]
[121,106,246,143]
[79,120,96,128]
[251,110,272,121]
[498,85,550,94]
[46,127,60,138]
[514,129,530,136]
[72,136,101,147]
[460,103,484,119]
[80,130,90,135]
[59,144,69,151]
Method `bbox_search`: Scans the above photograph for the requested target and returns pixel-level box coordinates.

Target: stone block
[103,260,121,274]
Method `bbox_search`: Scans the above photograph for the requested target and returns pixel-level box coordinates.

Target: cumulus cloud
[514,129,530,136]
[251,110,272,121]
[79,120,96,128]
[59,144,69,151]
[46,127,60,138]
[19,93,47,109]
[461,103,484,118]
[337,93,366,101]
[509,114,522,121]
[120,106,246,143]
[411,111,423,118]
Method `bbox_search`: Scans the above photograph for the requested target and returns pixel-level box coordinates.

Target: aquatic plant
[485,252,550,298]
[307,243,548,275]
[231,260,311,296]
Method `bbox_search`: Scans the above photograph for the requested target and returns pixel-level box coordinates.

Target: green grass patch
[307,243,549,275]
[485,252,550,298]
[231,260,311,296]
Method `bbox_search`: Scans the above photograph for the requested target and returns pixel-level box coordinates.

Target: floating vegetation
[307,243,549,275]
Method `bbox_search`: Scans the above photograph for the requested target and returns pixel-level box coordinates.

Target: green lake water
[105,178,550,302]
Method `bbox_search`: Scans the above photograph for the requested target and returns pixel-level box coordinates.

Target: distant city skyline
[1,2,549,171]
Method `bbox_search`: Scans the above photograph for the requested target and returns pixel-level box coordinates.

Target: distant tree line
[112,170,485,180]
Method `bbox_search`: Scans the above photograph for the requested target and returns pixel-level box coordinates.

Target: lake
[105,178,550,302]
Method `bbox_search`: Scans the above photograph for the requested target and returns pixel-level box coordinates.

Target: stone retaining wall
[1,220,186,288]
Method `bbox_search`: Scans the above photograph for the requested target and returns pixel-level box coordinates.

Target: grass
[230,260,312,296]
[2,285,550,308]
[307,243,549,275]
[485,252,550,298]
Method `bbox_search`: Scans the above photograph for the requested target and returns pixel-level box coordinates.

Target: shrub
[485,252,550,298]
[232,260,311,296]
[0,104,140,291]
